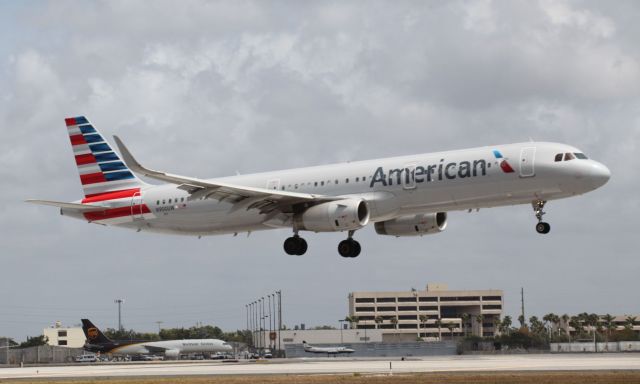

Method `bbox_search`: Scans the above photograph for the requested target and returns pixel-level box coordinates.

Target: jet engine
[294,199,370,232]
[374,212,447,237]
[164,349,180,359]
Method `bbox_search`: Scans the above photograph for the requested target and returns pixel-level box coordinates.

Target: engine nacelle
[294,199,370,232]
[164,349,180,359]
[374,212,447,237]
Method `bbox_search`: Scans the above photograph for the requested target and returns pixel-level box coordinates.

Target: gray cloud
[1,0,638,339]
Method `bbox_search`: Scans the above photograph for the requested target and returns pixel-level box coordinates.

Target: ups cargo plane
[81,319,231,358]
[28,116,610,257]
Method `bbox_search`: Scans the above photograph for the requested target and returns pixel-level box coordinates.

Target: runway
[1,354,639,380]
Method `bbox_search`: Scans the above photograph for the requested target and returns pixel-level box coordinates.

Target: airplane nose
[588,161,611,188]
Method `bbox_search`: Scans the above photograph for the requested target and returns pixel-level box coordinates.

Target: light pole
[339,320,346,344]
[414,291,420,341]
[277,290,282,353]
[155,321,163,334]
[114,299,124,332]
[267,295,273,350]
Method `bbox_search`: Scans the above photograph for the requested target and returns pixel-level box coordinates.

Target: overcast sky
[1,1,639,341]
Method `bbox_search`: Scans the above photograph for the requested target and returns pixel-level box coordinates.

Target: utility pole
[155,321,163,333]
[114,299,124,332]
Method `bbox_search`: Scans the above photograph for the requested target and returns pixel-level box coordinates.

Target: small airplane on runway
[28,116,610,257]
[81,319,232,358]
[303,341,355,356]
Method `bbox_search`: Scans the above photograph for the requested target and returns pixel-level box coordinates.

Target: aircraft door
[131,192,144,220]
[519,147,536,178]
[402,164,416,190]
[266,179,281,190]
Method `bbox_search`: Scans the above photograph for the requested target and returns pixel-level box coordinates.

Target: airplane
[27,116,610,258]
[302,340,355,356]
[80,319,232,358]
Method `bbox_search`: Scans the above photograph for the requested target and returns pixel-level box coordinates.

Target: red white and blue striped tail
[65,116,146,198]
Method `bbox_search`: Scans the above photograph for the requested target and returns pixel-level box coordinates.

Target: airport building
[258,283,503,347]
[42,322,85,348]
[348,283,503,342]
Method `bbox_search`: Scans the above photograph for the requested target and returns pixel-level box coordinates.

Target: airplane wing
[113,136,341,214]
[141,345,169,354]
[25,200,108,212]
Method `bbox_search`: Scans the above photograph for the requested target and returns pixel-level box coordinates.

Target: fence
[1,345,84,365]
[551,341,640,353]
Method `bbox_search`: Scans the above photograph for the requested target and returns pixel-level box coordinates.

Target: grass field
[2,371,640,384]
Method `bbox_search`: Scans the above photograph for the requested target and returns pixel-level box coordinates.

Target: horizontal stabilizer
[25,199,107,212]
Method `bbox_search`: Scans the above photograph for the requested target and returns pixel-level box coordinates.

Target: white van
[74,354,98,363]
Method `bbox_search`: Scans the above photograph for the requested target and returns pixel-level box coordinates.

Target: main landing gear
[283,234,307,256]
[283,230,362,257]
[338,230,361,258]
[532,200,551,234]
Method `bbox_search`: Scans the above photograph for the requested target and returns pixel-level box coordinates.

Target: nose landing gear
[338,230,361,258]
[532,200,551,234]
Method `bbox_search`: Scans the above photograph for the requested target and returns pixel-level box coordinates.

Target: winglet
[113,135,146,175]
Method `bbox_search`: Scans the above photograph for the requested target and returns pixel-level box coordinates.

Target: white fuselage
[107,339,231,356]
[63,142,610,235]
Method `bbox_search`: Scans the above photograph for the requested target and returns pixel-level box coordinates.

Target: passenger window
[554,153,562,162]
[564,153,575,161]
[356,177,359,182]
[346,178,349,183]
[362,176,367,181]
[281,186,285,190]
[162,200,165,204]
[156,200,160,205]
[314,182,318,187]
[321,181,325,186]
[295,184,298,189]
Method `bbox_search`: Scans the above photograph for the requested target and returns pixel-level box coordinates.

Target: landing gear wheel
[284,236,307,255]
[338,239,361,258]
[535,222,550,234]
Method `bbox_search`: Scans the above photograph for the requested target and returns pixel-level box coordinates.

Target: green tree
[374,316,384,329]
[529,316,545,336]
[517,314,526,329]
[602,314,616,342]
[501,315,512,335]
[446,322,456,340]
[390,316,399,342]
[461,313,470,337]
[18,335,48,348]
[344,315,359,330]
[625,316,637,331]
[475,314,483,337]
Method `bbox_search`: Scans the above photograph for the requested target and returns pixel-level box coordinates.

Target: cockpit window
[554,153,563,162]
[564,153,575,161]
[574,152,588,159]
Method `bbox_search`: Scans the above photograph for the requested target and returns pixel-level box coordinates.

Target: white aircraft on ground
[81,319,232,358]
[302,341,355,356]
[28,116,610,257]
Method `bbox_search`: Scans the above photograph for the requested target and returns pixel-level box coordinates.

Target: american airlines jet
[28,116,610,258]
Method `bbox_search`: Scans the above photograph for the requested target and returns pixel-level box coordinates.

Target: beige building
[348,283,503,342]
[43,321,85,348]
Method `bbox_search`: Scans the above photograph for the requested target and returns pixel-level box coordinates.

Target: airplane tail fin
[65,116,146,198]
[81,319,112,344]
